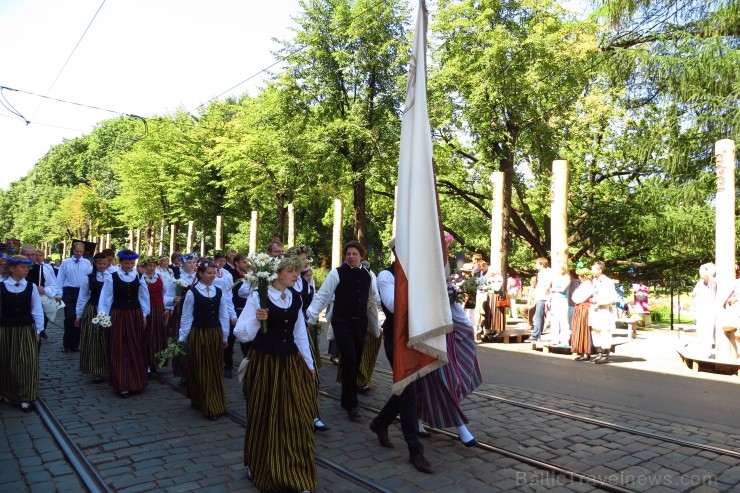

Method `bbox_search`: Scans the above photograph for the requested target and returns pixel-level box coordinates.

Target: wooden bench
[615,317,641,339]
[531,336,634,354]
[676,345,740,376]
[479,326,531,344]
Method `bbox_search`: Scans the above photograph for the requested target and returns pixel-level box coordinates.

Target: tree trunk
[353,177,367,247]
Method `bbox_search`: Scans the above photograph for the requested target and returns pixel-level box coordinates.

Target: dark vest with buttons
[0,282,34,326]
[192,286,222,328]
[111,272,142,310]
[331,263,371,323]
[87,273,106,307]
[299,278,314,319]
[252,288,302,356]
[379,263,395,334]
[25,264,45,287]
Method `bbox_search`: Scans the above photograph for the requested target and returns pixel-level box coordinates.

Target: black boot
[595,349,610,364]
[593,348,603,363]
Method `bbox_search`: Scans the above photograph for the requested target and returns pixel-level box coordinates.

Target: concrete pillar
[287,204,295,248]
[249,211,259,256]
[169,224,176,255]
[186,221,195,254]
[332,199,344,268]
[200,233,206,258]
[490,172,505,275]
[135,229,142,255]
[106,233,111,249]
[128,230,134,250]
[215,215,224,250]
[715,139,736,359]
[158,220,165,256]
[550,160,569,270]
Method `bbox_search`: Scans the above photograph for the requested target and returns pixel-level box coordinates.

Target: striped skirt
[244,350,316,493]
[168,302,187,377]
[418,309,482,428]
[570,302,593,355]
[185,326,226,417]
[146,305,168,370]
[0,324,39,402]
[336,332,382,388]
[306,325,322,419]
[79,303,109,377]
[483,293,507,334]
[108,308,148,393]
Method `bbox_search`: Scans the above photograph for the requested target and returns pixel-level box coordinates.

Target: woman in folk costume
[482,273,507,338]
[234,256,316,493]
[416,291,482,447]
[75,253,111,383]
[178,260,229,420]
[588,262,617,364]
[98,250,150,398]
[289,246,328,432]
[570,268,594,361]
[0,255,45,412]
[168,253,197,382]
[140,255,175,374]
[225,253,251,379]
[691,263,717,359]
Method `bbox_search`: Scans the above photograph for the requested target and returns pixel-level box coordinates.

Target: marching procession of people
[0,237,738,493]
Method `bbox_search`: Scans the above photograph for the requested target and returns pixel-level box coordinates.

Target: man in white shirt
[531,257,552,341]
[55,242,93,352]
[20,244,59,340]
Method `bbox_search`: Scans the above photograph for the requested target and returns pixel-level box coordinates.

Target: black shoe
[417,430,431,438]
[70,348,80,352]
[119,391,129,398]
[357,385,371,394]
[224,369,233,378]
[409,454,433,473]
[92,377,102,384]
[347,407,361,420]
[20,402,32,413]
[462,438,477,447]
[61,348,69,353]
[595,352,610,364]
[40,331,48,340]
[207,414,219,421]
[369,420,394,448]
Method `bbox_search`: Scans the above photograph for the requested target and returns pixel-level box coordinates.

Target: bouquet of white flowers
[156,338,186,368]
[91,312,112,328]
[173,278,191,296]
[244,253,280,334]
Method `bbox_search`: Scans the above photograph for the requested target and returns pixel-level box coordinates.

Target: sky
[0,0,303,190]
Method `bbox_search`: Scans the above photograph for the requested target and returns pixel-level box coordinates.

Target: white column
[287,203,295,248]
[186,221,195,254]
[332,199,344,268]
[490,172,504,275]
[215,215,224,251]
[249,211,259,256]
[550,160,569,270]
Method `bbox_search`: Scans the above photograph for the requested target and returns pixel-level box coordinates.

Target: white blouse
[178,283,230,343]
[233,286,314,370]
[2,278,45,332]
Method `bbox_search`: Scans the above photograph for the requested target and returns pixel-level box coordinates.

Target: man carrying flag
[392,0,452,397]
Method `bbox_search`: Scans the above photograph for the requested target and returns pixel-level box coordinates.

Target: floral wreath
[117,250,139,261]
[6,255,34,266]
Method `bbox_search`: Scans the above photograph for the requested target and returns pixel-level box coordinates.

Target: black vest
[299,278,314,319]
[252,288,302,356]
[192,286,222,328]
[111,272,142,310]
[0,282,34,327]
[332,263,371,322]
[380,263,395,335]
[25,264,44,287]
[232,277,247,314]
[87,272,106,307]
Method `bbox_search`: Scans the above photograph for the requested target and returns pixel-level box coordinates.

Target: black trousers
[62,287,81,350]
[374,325,423,457]
[224,326,250,370]
[332,317,366,410]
